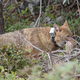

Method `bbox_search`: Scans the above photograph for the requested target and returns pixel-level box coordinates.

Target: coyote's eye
[67,35,69,37]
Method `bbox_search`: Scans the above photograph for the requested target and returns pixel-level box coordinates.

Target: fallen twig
[69,51,80,60]
[52,48,80,63]
[72,74,80,77]
[51,50,66,54]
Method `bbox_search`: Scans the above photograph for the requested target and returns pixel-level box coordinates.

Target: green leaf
[7,3,14,10]
[21,10,25,14]
[0,78,5,80]
[45,6,51,12]
[0,66,4,72]
[58,53,63,55]
[25,49,31,53]
[46,13,53,18]
[5,73,14,80]
[25,7,28,12]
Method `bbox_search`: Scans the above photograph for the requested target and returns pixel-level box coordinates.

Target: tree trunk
[0,0,4,34]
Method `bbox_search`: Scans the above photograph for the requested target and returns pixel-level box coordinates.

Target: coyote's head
[54,20,76,48]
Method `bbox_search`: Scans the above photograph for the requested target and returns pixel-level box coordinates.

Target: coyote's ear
[53,23,60,31]
[63,20,68,27]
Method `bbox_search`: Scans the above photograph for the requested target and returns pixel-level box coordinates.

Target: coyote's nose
[64,41,66,44]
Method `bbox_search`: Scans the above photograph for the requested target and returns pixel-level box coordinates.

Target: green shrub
[29,61,80,80]
[0,44,30,72]
[3,4,30,33]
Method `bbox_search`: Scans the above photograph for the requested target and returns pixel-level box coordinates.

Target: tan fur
[54,20,76,47]
[0,21,76,58]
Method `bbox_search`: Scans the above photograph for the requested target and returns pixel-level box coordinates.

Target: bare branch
[51,50,66,54]
[51,48,80,63]
[33,0,42,27]
[73,35,80,39]
[76,0,80,18]
[4,0,10,7]
[23,38,44,53]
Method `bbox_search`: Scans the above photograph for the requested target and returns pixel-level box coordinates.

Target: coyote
[0,21,76,58]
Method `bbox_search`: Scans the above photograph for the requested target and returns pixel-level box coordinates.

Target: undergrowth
[1,0,80,80]
[0,44,80,80]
